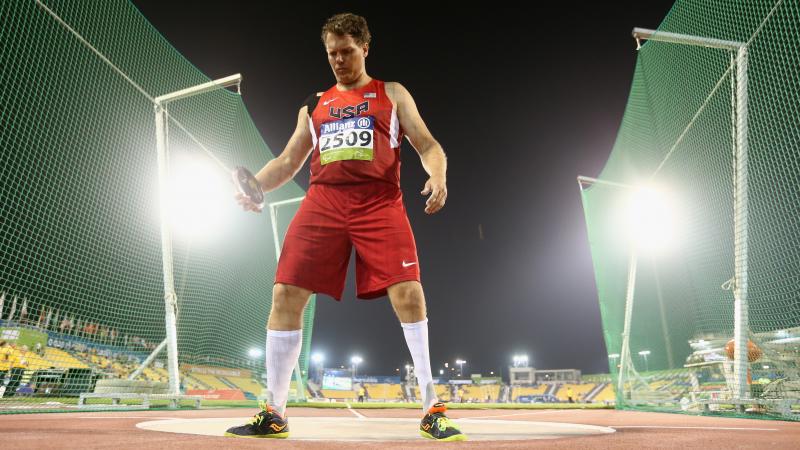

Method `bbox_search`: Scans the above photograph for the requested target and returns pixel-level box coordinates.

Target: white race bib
[319,116,374,165]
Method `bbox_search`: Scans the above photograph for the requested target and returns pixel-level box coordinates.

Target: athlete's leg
[388,281,437,410]
[266,283,312,414]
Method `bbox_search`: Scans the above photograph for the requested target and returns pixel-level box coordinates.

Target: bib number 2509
[319,116,375,165]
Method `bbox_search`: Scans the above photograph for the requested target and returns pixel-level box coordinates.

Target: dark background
[132,1,676,378]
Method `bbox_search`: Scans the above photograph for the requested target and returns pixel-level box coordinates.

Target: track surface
[2,407,799,449]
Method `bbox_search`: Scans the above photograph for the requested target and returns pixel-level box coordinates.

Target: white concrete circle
[136,416,616,441]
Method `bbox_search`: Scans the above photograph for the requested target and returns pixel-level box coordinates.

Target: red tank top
[308,79,403,186]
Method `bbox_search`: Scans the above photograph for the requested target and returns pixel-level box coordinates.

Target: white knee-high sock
[266,329,303,415]
[401,318,437,411]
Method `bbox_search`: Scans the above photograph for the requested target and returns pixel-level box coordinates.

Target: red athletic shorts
[275,182,420,300]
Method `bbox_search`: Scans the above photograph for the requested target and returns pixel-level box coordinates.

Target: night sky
[132,1,675,378]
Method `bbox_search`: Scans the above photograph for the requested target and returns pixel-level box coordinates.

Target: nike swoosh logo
[323,98,338,106]
[402,261,417,268]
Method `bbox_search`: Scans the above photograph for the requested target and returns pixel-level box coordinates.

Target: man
[357,385,366,403]
[225,13,464,441]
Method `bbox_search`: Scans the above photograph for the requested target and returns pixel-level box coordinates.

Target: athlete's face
[324,33,368,85]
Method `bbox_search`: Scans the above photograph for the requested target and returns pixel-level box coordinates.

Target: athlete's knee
[388,281,426,319]
[271,283,311,317]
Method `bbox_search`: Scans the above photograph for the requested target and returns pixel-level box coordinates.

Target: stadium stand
[321,389,356,399]
[190,373,230,390]
[44,348,87,369]
[554,383,596,402]
[363,383,404,401]
[592,383,615,403]
[511,384,547,401]
[224,376,264,397]
[462,384,501,402]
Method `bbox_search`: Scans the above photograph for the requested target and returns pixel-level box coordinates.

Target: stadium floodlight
[310,353,324,384]
[351,355,363,378]
[248,347,262,358]
[638,350,651,372]
[456,359,466,377]
[439,369,444,375]
[167,154,230,239]
[627,186,677,252]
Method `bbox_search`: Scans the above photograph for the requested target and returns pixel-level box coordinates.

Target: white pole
[151,74,244,397]
[732,45,750,402]
[155,74,242,104]
[631,26,750,403]
[618,249,638,400]
[653,260,675,368]
[129,338,168,380]
[155,104,181,395]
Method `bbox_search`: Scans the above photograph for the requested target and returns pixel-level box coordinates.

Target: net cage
[0,0,314,411]
[580,0,800,420]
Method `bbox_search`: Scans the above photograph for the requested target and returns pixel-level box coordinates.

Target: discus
[232,166,264,210]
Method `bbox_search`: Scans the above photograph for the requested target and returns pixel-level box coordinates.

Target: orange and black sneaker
[419,402,467,441]
[225,402,289,439]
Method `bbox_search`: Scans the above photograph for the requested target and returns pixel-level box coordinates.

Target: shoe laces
[247,401,272,426]
[433,414,460,432]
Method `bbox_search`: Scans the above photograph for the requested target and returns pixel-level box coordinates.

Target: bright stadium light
[310,353,324,384]
[439,369,444,375]
[248,347,262,358]
[638,350,651,372]
[167,154,230,239]
[351,355,363,379]
[627,186,677,251]
[456,359,466,377]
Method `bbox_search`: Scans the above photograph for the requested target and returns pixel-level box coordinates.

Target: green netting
[0,0,313,412]
[580,0,800,420]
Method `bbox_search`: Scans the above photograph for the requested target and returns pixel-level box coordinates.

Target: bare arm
[386,82,447,214]
[236,106,314,212]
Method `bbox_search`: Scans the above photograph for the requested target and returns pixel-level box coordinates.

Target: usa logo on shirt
[364,92,377,99]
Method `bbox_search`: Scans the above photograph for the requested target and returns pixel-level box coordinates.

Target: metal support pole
[632,26,749,403]
[732,45,750,402]
[129,338,168,380]
[152,74,243,396]
[155,104,181,395]
[618,249,639,400]
[653,260,675,368]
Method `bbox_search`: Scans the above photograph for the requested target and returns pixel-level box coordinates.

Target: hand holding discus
[232,166,264,213]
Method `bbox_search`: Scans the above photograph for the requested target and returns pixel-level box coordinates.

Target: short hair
[321,13,371,46]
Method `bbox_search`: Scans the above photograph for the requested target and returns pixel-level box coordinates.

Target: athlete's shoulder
[300,91,327,114]
[383,82,411,104]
